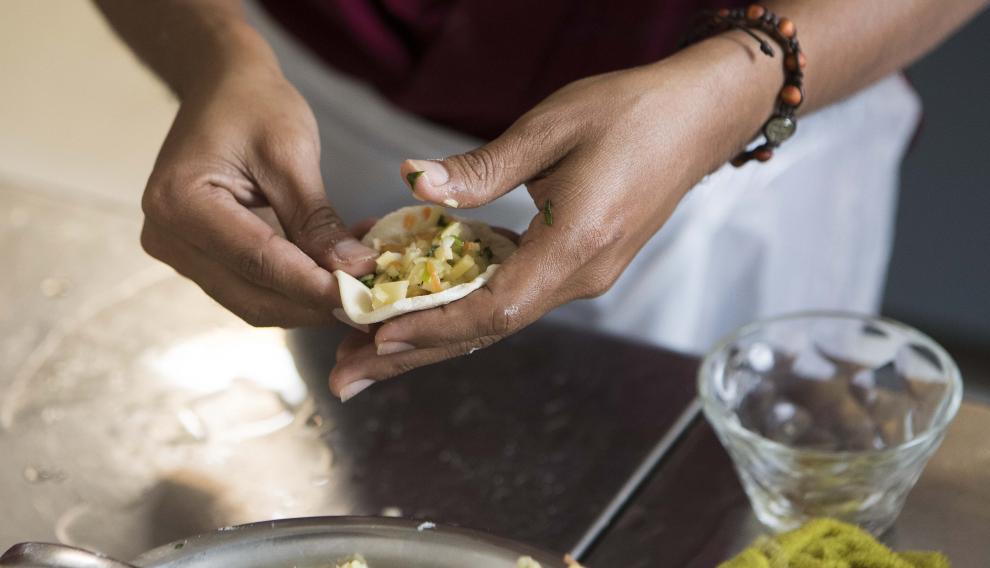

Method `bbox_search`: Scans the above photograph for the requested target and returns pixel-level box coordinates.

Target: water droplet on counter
[23,465,67,484]
[40,277,70,298]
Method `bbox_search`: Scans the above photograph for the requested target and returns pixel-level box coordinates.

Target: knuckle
[260,129,318,170]
[457,146,501,185]
[582,276,615,299]
[139,223,162,259]
[236,241,274,285]
[488,301,522,337]
[576,261,623,299]
[141,183,171,222]
[574,221,625,266]
[515,110,564,148]
[291,198,345,243]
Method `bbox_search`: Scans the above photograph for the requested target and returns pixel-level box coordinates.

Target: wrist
[655,29,786,175]
[173,21,284,100]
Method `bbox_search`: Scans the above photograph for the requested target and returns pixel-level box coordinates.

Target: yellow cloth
[719,519,950,568]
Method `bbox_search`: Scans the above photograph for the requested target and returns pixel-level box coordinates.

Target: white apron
[247,2,922,355]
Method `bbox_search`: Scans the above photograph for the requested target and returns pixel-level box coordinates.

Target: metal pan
[2,517,567,568]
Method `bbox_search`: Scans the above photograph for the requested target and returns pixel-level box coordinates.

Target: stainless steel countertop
[0,178,699,560]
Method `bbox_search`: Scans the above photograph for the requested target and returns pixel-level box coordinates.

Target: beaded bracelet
[683,4,806,166]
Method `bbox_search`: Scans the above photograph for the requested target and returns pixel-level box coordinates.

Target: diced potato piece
[439,221,463,240]
[449,254,476,281]
[370,280,409,309]
[406,285,428,297]
[375,251,402,271]
[461,265,481,282]
[434,236,455,261]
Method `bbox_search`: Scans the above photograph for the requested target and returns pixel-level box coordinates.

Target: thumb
[401,122,565,209]
[260,152,376,276]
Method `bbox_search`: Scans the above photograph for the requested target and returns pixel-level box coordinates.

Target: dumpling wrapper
[334,206,517,324]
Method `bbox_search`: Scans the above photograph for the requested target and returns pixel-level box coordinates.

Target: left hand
[329,36,778,401]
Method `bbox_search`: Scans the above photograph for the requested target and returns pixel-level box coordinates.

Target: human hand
[140,66,376,327]
[328,37,778,400]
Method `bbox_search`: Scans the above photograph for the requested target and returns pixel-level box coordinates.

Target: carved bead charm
[684,6,804,166]
[764,117,796,144]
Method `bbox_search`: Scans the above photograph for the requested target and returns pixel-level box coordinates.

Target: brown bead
[778,18,796,38]
[780,85,803,106]
[754,148,773,162]
[746,4,765,20]
[717,8,730,17]
[786,52,808,71]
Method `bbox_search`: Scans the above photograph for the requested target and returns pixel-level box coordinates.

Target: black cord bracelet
[683,4,806,166]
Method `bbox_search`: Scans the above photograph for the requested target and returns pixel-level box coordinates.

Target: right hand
[140,66,376,327]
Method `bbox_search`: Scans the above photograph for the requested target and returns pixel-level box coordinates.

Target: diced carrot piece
[403,214,415,230]
[428,262,442,292]
[421,206,432,220]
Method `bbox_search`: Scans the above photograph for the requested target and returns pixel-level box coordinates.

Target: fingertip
[402,159,459,205]
[334,256,377,278]
[339,379,375,402]
[330,239,377,275]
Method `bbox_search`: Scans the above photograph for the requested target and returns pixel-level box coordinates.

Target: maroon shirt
[259,0,743,139]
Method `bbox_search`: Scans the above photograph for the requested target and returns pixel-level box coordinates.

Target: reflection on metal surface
[142,328,307,405]
[0,272,350,560]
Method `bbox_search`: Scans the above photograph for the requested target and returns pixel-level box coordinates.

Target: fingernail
[406,171,428,201]
[377,341,415,356]
[408,159,449,186]
[406,171,424,189]
[333,308,370,333]
[333,239,377,263]
[340,379,375,402]
[442,198,459,208]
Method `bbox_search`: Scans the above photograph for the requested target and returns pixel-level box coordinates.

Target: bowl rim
[697,310,964,459]
[132,516,567,567]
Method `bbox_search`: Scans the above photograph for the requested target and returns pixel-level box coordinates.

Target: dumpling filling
[360,206,495,310]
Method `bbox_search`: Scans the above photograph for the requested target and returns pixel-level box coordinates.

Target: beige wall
[0,1,176,210]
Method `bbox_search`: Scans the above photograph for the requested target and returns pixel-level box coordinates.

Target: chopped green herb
[542,199,553,226]
[482,246,494,261]
[451,236,464,254]
[359,274,375,288]
[437,215,449,227]
[406,170,424,188]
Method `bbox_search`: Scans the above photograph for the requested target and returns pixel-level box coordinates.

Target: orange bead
[778,18,796,38]
[755,148,773,162]
[746,4,765,20]
[780,85,802,106]
[784,53,807,71]
[717,8,730,17]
